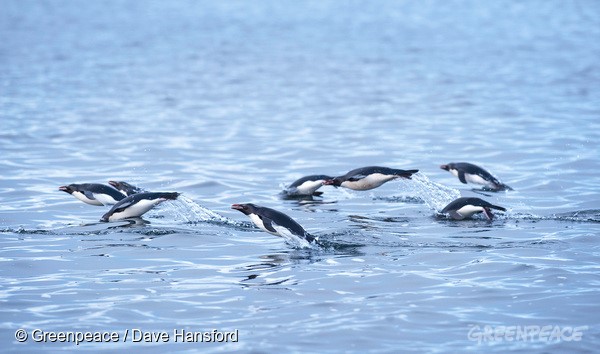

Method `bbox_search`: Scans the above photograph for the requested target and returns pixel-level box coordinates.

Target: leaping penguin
[323,166,419,191]
[108,180,146,196]
[283,175,333,197]
[101,192,180,221]
[440,162,512,191]
[59,183,125,206]
[231,203,316,246]
[441,197,506,221]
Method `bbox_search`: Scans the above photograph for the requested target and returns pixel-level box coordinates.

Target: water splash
[400,173,461,212]
[167,196,241,225]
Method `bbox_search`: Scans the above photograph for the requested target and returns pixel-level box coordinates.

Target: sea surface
[1,1,599,352]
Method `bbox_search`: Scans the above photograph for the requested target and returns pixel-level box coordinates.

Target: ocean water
[1,1,599,352]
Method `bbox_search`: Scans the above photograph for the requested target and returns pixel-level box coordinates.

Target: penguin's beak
[322,179,336,186]
[440,164,449,171]
[231,204,243,211]
[58,185,71,193]
[482,207,494,221]
[108,181,118,188]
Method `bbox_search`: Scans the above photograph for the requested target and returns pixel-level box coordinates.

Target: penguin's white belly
[94,193,119,206]
[341,174,396,190]
[108,199,163,221]
[291,180,323,195]
[465,173,489,186]
[72,191,103,206]
[249,213,279,236]
[454,205,484,218]
[272,224,311,248]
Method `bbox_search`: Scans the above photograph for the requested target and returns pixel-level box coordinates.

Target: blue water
[1,1,599,352]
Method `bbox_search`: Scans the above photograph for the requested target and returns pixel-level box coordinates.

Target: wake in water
[502,210,600,223]
[552,209,600,223]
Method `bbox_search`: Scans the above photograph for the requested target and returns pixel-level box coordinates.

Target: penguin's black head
[231,203,257,215]
[322,178,342,187]
[109,180,126,189]
[440,163,454,171]
[109,180,140,195]
[58,185,74,194]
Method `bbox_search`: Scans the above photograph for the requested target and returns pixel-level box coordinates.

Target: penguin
[59,183,125,206]
[231,203,316,245]
[101,192,180,221]
[323,166,419,191]
[441,197,506,221]
[440,162,512,191]
[108,180,145,196]
[283,175,333,197]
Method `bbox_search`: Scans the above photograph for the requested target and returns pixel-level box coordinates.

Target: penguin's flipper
[258,215,278,233]
[110,205,130,215]
[482,207,494,221]
[471,189,493,197]
[498,183,513,191]
[304,233,317,243]
[458,171,468,184]
[101,199,136,221]
[83,190,97,200]
[489,204,506,212]
[397,169,419,179]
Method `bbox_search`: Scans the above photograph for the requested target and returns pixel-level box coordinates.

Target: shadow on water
[470,188,497,197]
[285,198,339,210]
[279,192,322,202]
[236,245,366,288]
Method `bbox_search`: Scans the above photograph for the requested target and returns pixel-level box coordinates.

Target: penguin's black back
[256,206,307,235]
[452,163,497,181]
[252,205,314,242]
[76,183,125,201]
[109,181,144,195]
[288,175,333,188]
[442,197,506,213]
[342,166,419,179]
